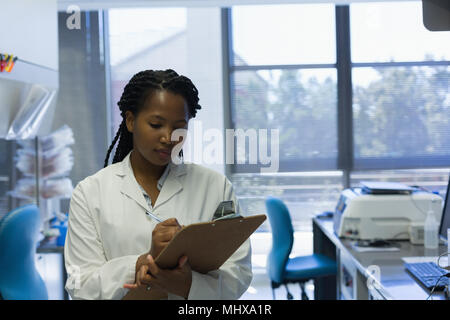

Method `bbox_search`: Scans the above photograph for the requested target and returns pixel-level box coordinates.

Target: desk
[313,217,448,300]
[37,237,68,300]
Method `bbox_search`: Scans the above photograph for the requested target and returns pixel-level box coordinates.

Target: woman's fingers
[147,255,159,278]
[151,219,182,258]
[124,255,159,290]
[136,266,143,286]
[160,218,181,227]
[137,264,152,286]
[178,255,188,268]
[123,262,151,290]
[155,229,179,242]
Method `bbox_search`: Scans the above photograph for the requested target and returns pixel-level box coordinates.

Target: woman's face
[126,90,189,166]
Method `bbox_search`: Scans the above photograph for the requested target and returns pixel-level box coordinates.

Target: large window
[228,1,450,232]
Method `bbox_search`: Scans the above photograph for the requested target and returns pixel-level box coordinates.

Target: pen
[145,210,162,223]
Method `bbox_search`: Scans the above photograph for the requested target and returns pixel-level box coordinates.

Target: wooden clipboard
[122,214,266,300]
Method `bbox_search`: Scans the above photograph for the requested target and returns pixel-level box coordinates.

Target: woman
[64,69,252,300]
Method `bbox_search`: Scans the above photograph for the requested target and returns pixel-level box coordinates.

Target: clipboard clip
[212,200,242,221]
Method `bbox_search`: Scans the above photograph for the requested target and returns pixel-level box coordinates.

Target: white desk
[313,217,449,300]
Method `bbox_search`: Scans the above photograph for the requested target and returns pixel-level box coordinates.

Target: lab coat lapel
[153,161,187,210]
[116,153,149,212]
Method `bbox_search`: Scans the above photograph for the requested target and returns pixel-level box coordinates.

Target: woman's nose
[160,128,175,145]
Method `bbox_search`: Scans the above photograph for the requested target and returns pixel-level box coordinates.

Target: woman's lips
[156,149,171,159]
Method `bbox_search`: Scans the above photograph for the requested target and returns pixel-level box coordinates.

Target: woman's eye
[150,123,161,129]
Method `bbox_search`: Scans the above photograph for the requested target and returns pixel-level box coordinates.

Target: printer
[333,182,443,244]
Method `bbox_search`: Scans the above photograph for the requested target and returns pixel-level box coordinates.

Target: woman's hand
[132,254,153,287]
[123,254,177,290]
[124,255,192,299]
[124,217,184,293]
[150,218,182,259]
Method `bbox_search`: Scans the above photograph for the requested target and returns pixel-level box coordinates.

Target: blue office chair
[265,196,336,300]
[0,204,48,300]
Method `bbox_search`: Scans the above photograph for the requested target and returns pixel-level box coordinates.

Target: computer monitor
[438,174,450,243]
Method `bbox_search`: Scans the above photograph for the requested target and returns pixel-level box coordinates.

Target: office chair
[265,196,336,300]
[0,204,48,300]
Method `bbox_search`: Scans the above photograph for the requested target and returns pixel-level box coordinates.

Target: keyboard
[404,262,449,291]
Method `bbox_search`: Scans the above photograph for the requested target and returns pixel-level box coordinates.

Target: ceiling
[57,0,415,10]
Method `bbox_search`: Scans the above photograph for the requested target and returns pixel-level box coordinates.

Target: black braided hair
[104,69,201,167]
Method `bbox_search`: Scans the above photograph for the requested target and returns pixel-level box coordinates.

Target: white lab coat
[64,152,252,300]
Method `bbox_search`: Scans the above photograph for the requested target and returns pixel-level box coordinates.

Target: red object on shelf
[0,54,18,72]
[0,54,6,72]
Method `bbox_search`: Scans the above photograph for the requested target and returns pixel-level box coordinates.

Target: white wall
[0,0,59,139]
[0,0,59,71]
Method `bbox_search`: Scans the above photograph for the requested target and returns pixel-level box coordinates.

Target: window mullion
[336,5,353,188]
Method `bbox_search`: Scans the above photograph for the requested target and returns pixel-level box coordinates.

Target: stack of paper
[8,125,75,234]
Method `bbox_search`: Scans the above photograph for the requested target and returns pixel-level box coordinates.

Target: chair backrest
[265,197,294,284]
[0,204,48,300]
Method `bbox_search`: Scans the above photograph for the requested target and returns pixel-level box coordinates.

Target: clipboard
[155,214,266,273]
[122,214,266,300]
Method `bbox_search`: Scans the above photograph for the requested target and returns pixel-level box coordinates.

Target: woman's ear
[125,111,134,133]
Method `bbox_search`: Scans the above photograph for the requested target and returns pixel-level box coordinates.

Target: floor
[240,267,315,300]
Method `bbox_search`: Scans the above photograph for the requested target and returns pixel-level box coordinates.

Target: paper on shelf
[16,124,74,152]
[15,147,73,178]
[7,177,73,199]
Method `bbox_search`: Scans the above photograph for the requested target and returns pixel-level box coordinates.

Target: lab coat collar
[116,151,187,212]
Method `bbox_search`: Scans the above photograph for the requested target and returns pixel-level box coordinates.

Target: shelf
[0,59,58,89]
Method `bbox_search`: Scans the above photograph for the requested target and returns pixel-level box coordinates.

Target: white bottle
[424,209,439,249]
